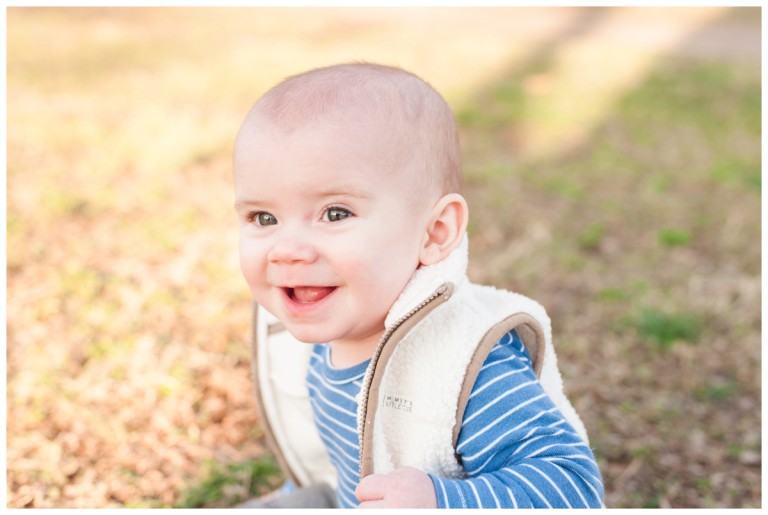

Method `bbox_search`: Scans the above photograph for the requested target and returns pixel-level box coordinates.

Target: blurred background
[6,6,761,508]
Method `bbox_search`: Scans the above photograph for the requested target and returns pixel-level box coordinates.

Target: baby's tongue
[293,286,335,303]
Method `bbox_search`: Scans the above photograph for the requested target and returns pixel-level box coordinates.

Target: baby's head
[234,63,468,358]
[240,62,462,204]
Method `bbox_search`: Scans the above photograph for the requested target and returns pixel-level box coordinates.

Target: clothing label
[382,394,413,413]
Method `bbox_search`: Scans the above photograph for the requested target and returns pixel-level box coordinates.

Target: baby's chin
[283,324,333,345]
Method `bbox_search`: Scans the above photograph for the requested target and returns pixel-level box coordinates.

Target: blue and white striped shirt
[306,330,604,508]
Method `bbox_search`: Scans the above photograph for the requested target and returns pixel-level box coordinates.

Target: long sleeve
[428,331,604,508]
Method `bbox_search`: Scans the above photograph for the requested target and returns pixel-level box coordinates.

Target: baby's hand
[355,466,437,508]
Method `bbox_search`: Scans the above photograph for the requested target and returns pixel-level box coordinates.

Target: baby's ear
[419,193,469,266]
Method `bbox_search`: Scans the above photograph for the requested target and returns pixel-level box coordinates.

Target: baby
[233,62,604,508]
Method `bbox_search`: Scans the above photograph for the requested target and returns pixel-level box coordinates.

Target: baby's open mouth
[286,286,337,304]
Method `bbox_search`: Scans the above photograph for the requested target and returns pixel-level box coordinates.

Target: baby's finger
[355,473,387,502]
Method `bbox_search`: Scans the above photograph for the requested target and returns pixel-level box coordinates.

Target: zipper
[356,282,452,478]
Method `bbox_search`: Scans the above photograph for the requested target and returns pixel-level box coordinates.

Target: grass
[577,222,606,251]
[458,12,759,509]
[708,156,762,190]
[658,228,692,247]
[6,6,761,509]
[175,457,282,508]
[695,382,738,403]
[632,308,703,348]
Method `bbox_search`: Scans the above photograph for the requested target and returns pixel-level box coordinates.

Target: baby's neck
[329,333,382,369]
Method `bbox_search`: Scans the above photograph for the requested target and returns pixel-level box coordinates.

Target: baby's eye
[322,207,352,223]
[252,211,278,226]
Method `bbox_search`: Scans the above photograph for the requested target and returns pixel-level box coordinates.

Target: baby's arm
[428,330,604,508]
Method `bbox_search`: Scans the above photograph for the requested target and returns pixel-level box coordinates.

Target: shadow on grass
[456,6,760,509]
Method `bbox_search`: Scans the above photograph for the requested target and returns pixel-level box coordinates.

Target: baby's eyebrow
[233,199,267,211]
[233,187,371,211]
[313,186,373,200]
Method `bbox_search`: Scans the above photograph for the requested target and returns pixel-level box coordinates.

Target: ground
[6,6,761,508]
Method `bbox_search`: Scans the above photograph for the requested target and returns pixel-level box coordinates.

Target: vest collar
[385,235,469,329]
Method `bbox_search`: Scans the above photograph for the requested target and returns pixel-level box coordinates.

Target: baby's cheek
[238,247,267,290]
[338,246,414,301]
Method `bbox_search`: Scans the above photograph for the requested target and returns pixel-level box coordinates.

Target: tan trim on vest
[451,313,546,452]
[359,283,454,479]
[250,303,302,487]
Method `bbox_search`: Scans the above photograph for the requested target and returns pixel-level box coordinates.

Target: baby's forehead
[236,114,433,213]
[252,92,407,140]
[243,97,413,168]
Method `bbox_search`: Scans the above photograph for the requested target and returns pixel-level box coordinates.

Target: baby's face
[234,117,431,352]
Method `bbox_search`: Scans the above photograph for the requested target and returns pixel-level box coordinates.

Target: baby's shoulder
[471,329,538,391]
[483,329,534,366]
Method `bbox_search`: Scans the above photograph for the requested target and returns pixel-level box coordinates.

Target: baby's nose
[267,239,319,265]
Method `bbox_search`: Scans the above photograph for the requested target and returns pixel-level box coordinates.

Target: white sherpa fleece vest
[251,237,588,487]
[357,236,588,479]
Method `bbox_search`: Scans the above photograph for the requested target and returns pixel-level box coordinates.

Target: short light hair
[244,62,462,197]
